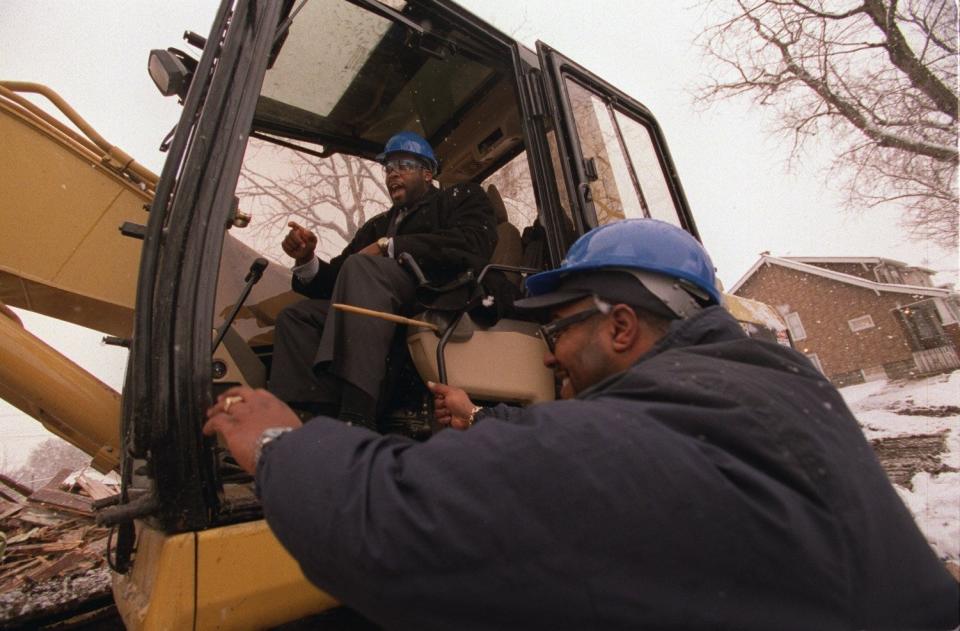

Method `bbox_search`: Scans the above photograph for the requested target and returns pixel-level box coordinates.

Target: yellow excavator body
[114,520,336,630]
[0,82,338,627]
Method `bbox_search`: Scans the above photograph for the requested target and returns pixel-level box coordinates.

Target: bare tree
[237,139,544,264]
[237,140,392,262]
[8,438,89,490]
[696,0,958,248]
[483,152,540,229]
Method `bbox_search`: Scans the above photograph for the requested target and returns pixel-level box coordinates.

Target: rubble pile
[0,468,119,627]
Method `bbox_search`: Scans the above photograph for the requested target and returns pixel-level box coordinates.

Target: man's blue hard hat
[523,218,722,306]
[376,131,438,172]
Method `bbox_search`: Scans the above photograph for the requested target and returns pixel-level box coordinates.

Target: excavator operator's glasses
[539,296,613,353]
[382,158,425,175]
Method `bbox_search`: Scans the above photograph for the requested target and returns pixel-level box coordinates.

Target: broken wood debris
[0,466,119,616]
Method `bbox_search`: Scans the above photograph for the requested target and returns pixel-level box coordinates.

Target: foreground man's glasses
[539,296,613,352]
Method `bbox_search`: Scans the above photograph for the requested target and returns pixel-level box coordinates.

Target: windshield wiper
[345,0,456,59]
[273,0,310,47]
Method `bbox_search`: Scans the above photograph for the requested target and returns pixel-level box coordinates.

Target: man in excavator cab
[204,218,957,630]
[268,131,498,432]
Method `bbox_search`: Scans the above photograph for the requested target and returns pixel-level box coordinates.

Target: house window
[848,315,875,332]
[877,266,902,284]
[934,297,959,325]
[806,353,824,373]
[901,270,929,287]
[785,312,807,341]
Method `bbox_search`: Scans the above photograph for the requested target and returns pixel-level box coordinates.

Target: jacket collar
[646,306,744,359]
[576,306,743,399]
[392,185,439,215]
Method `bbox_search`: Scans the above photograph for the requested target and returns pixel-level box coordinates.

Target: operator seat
[485,184,523,271]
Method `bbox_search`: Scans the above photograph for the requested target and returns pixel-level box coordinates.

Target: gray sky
[2,0,954,286]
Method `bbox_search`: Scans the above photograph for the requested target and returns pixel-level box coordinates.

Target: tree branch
[862,0,958,119]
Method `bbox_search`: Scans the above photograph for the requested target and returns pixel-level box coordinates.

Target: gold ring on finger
[223,395,244,413]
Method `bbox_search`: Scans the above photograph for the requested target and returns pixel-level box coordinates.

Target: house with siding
[730,256,960,386]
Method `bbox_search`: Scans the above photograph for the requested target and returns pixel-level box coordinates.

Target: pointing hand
[282,221,318,265]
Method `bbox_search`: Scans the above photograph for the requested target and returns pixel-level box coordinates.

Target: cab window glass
[235,138,390,264]
[564,79,643,225]
[613,110,682,227]
[257,0,500,153]
[563,78,684,229]
[214,138,391,348]
[481,151,538,231]
[544,129,578,252]
[481,151,553,270]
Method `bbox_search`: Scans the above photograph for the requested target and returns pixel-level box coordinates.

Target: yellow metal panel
[114,523,196,631]
[52,185,145,307]
[0,268,134,337]
[195,520,339,629]
[115,520,338,631]
[723,293,787,331]
[0,95,144,324]
[0,309,120,470]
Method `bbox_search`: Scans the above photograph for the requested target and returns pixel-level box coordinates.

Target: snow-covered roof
[781,256,936,274]
[730,256,954,297]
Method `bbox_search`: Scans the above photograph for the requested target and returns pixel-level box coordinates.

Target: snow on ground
[840,370,959,565]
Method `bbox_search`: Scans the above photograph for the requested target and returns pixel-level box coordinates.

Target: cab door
[535,42,700,239]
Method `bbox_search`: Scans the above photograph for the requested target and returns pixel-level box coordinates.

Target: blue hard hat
[376,131,438,172]
[523,219,721,306]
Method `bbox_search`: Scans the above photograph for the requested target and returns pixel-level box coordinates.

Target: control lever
[397,252,466,384]
[398,252,427,285]
[212,258,268,353]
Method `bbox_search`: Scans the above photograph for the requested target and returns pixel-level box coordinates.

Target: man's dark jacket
[293,183,497,298]
[258,307,958,630]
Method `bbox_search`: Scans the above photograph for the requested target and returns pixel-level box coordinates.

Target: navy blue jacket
[258,307,958,630]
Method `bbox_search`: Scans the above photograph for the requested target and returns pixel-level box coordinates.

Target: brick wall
[884,358,919,381]
[803,262,877,282]
[832,369,866,388]
[734,263,925,380]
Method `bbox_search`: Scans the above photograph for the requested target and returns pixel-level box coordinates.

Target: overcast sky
[1,1,956,463]
[2,0,955,285]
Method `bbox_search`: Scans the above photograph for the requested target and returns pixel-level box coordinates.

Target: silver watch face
[255,427,293,469]
[260,427,292,445]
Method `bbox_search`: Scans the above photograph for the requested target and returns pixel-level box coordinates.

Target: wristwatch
[377,237,390,256]
[466,405,486,427]
[253,427,294,469]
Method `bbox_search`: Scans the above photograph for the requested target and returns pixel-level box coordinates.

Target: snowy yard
[841,370,959,569]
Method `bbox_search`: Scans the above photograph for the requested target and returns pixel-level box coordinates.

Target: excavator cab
[2,0,707,628]
[184,0,701,432]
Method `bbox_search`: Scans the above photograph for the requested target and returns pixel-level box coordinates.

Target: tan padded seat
[485,185,523,269]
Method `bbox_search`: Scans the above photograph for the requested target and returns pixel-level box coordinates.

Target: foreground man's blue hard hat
[524,218,722,305]
[376,131,438,172]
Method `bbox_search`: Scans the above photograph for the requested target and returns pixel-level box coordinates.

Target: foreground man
[268,131,496,430]
[206,219,958,630]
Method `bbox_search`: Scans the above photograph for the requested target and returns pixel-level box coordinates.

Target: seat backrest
[485,185,523,268]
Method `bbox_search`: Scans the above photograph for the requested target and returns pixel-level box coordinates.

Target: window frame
[785,311,807,341]
[534,41,699,239]
[847,314,875,332]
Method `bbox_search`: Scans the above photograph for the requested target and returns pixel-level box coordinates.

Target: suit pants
[269,254,418,408]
